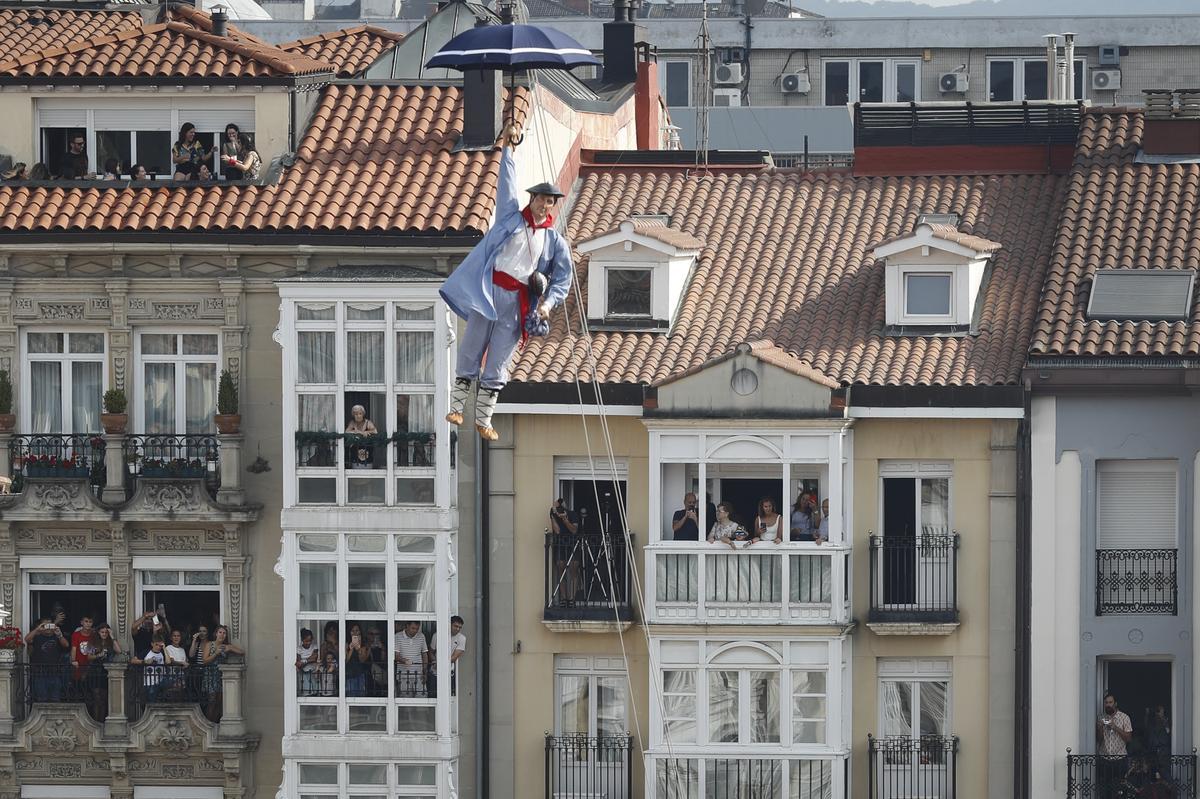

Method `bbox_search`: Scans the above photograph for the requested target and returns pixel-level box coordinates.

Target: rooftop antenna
[694,3,711,170]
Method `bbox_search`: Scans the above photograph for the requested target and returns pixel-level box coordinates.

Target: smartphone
[152,615,160,626]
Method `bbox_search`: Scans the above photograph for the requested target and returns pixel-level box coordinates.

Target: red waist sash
[492,270,531,347]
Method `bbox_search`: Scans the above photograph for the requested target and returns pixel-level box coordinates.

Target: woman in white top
[164,628,189,665]
[708,502,755,550]
[755,497,784,544]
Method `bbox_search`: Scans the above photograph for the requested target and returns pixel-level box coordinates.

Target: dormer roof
[871,222,1002,261]
[577,217,705,255]
[278,25,405,78]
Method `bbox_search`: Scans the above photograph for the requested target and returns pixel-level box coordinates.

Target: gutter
[1014,385,1033,799]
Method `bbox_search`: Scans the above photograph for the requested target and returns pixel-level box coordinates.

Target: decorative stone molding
[23,481,98,512]
[152,303,200,320]
[150,719,194,753]
[41,720,79,752]
[154,534,201,551]
[38,303,85,320]
[144,483,204,513]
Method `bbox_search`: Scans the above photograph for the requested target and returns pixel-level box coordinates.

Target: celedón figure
[439,144,573,440]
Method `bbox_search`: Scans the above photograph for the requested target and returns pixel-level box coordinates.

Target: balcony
[1066,751,1197,798]
[1096,549,1178,615]
[645,543,849,625]
[868,735,958,799]
[545,733,633,799]
[867,533,960,635]
[544,532,635,631]
[8,433,106,491]
[294,430,442,506]
[650,755,840,798]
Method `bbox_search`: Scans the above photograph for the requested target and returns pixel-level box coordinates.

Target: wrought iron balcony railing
[545,733,632,799]
[544,532,634,623]
[13,663,109,721]
[1095,548,1178,615]
[868,533,960,624]
[9,433,106,490]
[651,756,837,799]
[123,433,220,498]
[1067,751,1197,798]
[868,735,958,799]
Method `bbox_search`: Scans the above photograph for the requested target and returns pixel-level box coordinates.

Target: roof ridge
[279,24,371,49]
[0,20,169,72]
[164,22,334,73]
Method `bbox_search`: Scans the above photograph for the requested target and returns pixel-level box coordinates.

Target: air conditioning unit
[712,88,742,107]
[938,72,969,93]
[1092,69,1121,91]
[714,62,744,86]
[1099,44,1120,66]
[781,72,810,94]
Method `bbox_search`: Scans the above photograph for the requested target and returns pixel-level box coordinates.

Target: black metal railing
[545,733,632,799]
[14,663,109,721]
[544,532,634,622]
[1096,549,1178,615]
[296,664,454,698]
[123,434,219,498]
[854,100,1083,147]
[1067,751,1197,798]
[869,735,958,799]
[295,431,437,470]
[869,533,959,624]
[9,433,106,488]
[126,664,209,720]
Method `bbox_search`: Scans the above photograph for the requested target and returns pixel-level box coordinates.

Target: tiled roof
[655,340,840,389]
[0,7,144,62]
[0,21,334,81]
[509,166,1065,387]
[0,84,528,235]
[580,217,705,251]
[1031,109,1200,358]
[278,25,404,78]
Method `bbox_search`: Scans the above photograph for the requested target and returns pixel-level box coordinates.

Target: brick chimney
[1142,89,1200,155]
[635,60,660,150]
[602,0,644,86]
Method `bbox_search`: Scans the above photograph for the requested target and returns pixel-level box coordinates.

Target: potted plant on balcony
[0,370,13,433]
[101,388,128,434]
[215,370,240,435]
[0,622,21,664]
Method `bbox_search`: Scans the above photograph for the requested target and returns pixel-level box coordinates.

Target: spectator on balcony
[346,405,378,470]
[428,616,465,698]
[30,163,50,180]
[202,625,244,723]
[318,651,338,696]
[754,497,784,544]
[85,624,120,722]
[131,164,148,181]
[189,625,210,668]
[1097,692,1133,799]
[102,158,122,181]
[2,163,27,181]
[394,620,428,697]
[296,627,319,695]
[671,493,702,541]
[69,614,96,681]
[26,617,69,701]
[320,621,339,663]
[790,493,818,541]
[1144,705,1171,777]
[550,498,581,603]
[164,628,188,665]
[62,134,89,179]
[365,626,387,696]
[132,636,167,702]
[222,133,260,181]
[344,623,370,697]
[708,502,755,550]
[814,498,831,545]
[172,122,210,180]
[131,610,167,657]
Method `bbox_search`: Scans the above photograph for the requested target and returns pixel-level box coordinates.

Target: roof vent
[1087,269,1196,320]
[210,5,228,38]
[917,212,960,227]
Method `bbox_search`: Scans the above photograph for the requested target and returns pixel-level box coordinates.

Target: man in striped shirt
[393,621,428,698]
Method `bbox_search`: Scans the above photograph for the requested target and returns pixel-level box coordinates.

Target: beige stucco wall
[850,418,1011,799]
[506,413,652,799]
[0,94,35,164]
[253,91,291,169]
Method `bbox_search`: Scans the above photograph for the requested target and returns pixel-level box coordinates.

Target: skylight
[1086,269,1196,321]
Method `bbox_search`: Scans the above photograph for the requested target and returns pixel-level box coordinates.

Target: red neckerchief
[522,206,554,229]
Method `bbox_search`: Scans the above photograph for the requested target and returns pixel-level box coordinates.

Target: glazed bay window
[290,298,446,507]
[295,761,439,798]
[23,331,105,433]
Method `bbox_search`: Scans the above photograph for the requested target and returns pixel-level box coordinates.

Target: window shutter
[179,109,254,133]
[1096,460,1177,549]
[39,109,87,127]
[93,109,171,130]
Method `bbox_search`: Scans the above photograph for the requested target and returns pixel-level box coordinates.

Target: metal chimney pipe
[1056,58,1068,102]
[210,5,228,37]
[1043,35,1058,100]
[1063,32,1076,101]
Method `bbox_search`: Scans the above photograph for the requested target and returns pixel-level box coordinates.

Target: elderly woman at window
[707,502,757,550]
[346,405,378,470]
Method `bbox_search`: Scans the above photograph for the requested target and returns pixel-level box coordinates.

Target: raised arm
[495,146,520,221]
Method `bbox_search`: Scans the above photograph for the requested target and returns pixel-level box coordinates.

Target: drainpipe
[740,14,753,106]
[1015,385,1033,799]
[1043,35,1058,101]
[1063,33,1076,101]
[475,436,490,797]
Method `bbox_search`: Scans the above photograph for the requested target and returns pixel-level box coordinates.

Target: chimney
[635,59,661,149]
[461,18,502,149]
[603,0,644,86]
[1063,32,1075,101]
[1043,35,1057,100]
[1142,89,1200,155]
[210,5,228,37]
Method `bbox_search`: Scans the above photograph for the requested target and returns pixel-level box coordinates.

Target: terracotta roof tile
[0,21,334,80]
[0,84,528,235]
[0,8,144,62]
[509,166,1065,388]
[278,25,404,77]
[1030,108,1200,358]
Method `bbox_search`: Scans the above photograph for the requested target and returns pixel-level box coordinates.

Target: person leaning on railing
[201,625,244,723]
[708,502,756,551]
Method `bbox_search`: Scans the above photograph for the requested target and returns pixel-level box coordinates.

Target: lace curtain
[298,332,335,384]
[396,332,434,384]
[921,479,950,537]
[143,363,174,434]
[347,331,383,384]
[71,362,102,433]
[185,363,216,433]
[662,669,697,742]
[30,362,62,433]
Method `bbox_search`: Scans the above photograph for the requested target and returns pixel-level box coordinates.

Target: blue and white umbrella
[425,23,600,72]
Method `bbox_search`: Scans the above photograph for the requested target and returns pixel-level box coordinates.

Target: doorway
[719,478,783,532]
[1102,660,1172,757]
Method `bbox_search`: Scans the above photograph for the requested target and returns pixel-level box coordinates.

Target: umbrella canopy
[424,23,600,71]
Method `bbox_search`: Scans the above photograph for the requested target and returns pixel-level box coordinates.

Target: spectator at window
[131,636,167,702]
[223,132,261,181]
[428,616,466,698]
[189,625,209,668]
[708,501,755,549]
[63,134,89,179]
[344,622,370,697]
[320,621,339,663]
[69,613,96,681]
[192,163,215,183]
[130,164,148,181]
[318,651,338,697]
[102,158,121,181]
[29,163,49,180]
[295,627,319,696]
[755,497,784,544]
[346,405,378,470]
[393,620,428,697]
[2,163,26,181]
[86,624,120,722]
[172,122,210,180]
[365,626,387,696]
[219,123,242,179]
[94,623,121,661]
[814,498,830,544]
[202,625,244,723]
[131,609,166,657]
[26,617,69,701]
[346,405,377,434]
[671,492,702,541]
[790,493,818,541]
[164,628,188,665]
[550,498,580,603]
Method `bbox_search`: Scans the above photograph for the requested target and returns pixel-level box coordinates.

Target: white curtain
[919,681,949,736]
[792,670,827,744]
[346,303,384,321]
[881,681,914,738]
[30,362,62,433]
[559,675,589,735]
[299,394,335,431]
[921,479,950,537]
[751,671,780,743]
[347,331,384,384]
[662,670,697,743]
[708,671,738,743]
[72,362,102,433]
[297,332,335,384]
[185,363,215,433]
[297,303,335,321]
[144,363,174,434]
[656,553,697,603]
[597,676,628,739]
[397,393,434,433]
[347,564,386,612]
[396,332,434,384]
[396,565,433,613]
[706,553,782,603]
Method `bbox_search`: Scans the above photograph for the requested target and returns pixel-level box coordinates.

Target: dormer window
[872,220,1002,331]
[577,217,704,330]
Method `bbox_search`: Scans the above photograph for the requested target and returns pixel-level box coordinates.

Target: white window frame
[902,271,955,322]
[21,557,110,631]
[877,657,952,739]
[291,761,443,798]
[886,264,973,327]
[821,58,922,106]
[133,555,224,624]
[134,329,222,434]
[20,329,107,434]
[661,59,693,108]
[985,56,1088,102]
[603,265,655,320]
[554,655,630,738]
